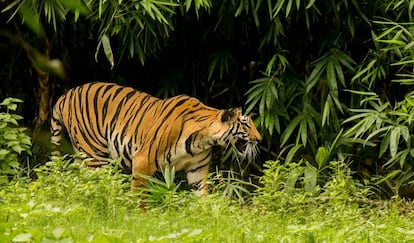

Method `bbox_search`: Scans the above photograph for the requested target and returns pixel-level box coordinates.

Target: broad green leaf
[101,34,115,68]
[56,0,89,15]
[299,118,307,147]
[52,228,66,239]
[400,126,410,143]
[286,167,302,193]
[390,126,401,157]
[315,147,328,169]
[304,164,317,192]
[286,144,303,164]
[379,130,391,157]
[12,233,33,242]
[18,3,44,36]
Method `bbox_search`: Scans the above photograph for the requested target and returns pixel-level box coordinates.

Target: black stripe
[190,180,206,191]
[103,83,115,93]
[187,161,210,174]
[146,97,190,152]
[78,85,105,149]
[160,97,188,123]
[122,146,131,166]
[166,152,172,164]
[185,133,197,156]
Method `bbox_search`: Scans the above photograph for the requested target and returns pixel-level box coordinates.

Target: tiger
[50,82,262,196]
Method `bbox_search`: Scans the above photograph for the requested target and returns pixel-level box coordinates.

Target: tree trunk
[34,68,50,131]
[33,39,52,135]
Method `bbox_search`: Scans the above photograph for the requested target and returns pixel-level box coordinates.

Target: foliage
[344,90,414,196]
[138,165,191,209]
[209,169,257,204]
[29,155,139,216]
[1,155,414,242]
[0,98,31,181]
[3,0,414,199]
[239,2,414,197]
[255,159,371,213]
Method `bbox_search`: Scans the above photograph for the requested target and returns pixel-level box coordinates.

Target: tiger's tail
[50,102,64,157]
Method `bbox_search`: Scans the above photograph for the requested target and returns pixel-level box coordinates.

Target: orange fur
[51,82,261,195]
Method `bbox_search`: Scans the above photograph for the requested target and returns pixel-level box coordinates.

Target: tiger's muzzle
[234,138,260,162]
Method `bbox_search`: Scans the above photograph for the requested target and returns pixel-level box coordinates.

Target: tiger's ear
[221,108,242,122]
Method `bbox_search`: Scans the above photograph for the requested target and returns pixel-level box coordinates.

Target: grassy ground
[1,159,414,242]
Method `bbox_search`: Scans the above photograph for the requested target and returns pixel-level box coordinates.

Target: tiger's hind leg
[50,110,64,158]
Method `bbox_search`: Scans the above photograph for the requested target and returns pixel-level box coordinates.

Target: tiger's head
[213,108,262,162]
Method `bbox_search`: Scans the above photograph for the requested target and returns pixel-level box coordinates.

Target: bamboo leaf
[315,147,328,169]
[281,114,304,146]
[365,126,391,142]
[391,59,414,66]
[285,0,293,18]
[306,0,316,9]
[379,130,391,157]
[390,126,401,157]
[306,63,325,93]
[326,60,338,94]
[273,0,286,17]
[322,95,331,127]
[352,59,376,82]
[299,118,307,147]
[401,126,410,143]
[101,34,115,68]
[19,3,44,36]
[307,114,317,143]
[56,0,89,15]
[377,39,406,46]
[286,144,303,163]
[333,59,345,87]
[336,51,356,71]
[374,170,401,185]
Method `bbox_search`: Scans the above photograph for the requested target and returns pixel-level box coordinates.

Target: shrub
[0,98,31,182]
[255,159,371,212]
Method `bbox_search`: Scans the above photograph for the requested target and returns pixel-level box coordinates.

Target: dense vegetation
[1,0,414,241]
[2,151,414,242]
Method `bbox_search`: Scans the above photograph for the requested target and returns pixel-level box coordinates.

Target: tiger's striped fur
[50,82,261,196]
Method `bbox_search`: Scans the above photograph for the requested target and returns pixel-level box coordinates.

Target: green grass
[1,159,414,242]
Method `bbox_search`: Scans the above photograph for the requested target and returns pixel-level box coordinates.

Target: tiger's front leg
[131,153,156,189]
[186,163,210,197]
